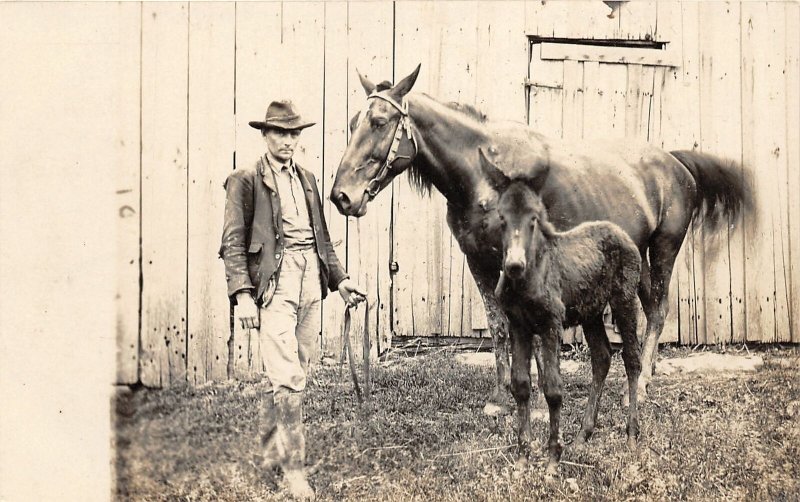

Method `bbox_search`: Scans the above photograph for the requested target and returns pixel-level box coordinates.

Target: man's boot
[258,391,281,468]
[274,391,314,501]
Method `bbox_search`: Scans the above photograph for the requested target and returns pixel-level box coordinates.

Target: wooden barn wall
[525,1,800,347]
[82,1,799,386]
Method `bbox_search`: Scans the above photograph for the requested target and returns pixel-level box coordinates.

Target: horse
[330,64,753,415]
[480,148,643,475]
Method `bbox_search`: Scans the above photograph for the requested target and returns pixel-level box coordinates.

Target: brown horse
[481,149,642,475]
[330,65,753,414]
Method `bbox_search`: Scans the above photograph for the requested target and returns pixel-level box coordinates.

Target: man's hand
[338,279,367,307]
[236,291,260,329]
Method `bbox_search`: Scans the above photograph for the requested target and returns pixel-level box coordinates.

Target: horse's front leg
[466,258,512,416]
[508,319,533,474]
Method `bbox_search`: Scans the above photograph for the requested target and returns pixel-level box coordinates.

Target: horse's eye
[371,120,387,129]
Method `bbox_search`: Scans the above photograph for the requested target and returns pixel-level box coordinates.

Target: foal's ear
[520,164,551,193]
[478,147,511,192]
[389,64,421,100]
[357,69,376,96]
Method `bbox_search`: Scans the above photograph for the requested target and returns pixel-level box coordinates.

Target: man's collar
[265,151,295,175]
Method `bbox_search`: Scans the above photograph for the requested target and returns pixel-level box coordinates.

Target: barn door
[526,39,676,344]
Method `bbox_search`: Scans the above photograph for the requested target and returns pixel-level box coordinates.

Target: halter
[364,91,419,200]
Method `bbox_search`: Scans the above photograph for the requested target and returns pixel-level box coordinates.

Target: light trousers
[258,247,321,393]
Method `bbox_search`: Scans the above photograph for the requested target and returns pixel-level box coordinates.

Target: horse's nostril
[338,192,351,207]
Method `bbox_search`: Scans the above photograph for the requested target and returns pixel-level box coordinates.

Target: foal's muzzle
[504,259,526,280]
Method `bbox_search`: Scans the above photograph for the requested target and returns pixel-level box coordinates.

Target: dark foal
[480,150,643,476]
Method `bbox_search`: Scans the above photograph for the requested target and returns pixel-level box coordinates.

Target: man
[220,100,365,500]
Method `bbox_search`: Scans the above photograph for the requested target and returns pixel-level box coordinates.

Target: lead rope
[338,299,371,403]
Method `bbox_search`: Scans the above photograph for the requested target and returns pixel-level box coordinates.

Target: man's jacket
[219,156,348,305]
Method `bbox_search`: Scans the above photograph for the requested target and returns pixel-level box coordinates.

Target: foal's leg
[539,325,564,477]
[530,335,548,422]
[508,321,534,472]
[611,297,643,450]
[574,316,611,445]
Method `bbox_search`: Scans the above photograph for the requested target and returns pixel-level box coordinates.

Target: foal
[479,149,643,476]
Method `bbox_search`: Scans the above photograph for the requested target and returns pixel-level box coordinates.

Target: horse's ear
[357,69,376,96]
[390,64,421,99]
[478,147,511,192]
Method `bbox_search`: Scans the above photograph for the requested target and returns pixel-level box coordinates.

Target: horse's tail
[670,150,755,236]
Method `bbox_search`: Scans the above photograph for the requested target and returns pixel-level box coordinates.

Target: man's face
[263,128,301,163]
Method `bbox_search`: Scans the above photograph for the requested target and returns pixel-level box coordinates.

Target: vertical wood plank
[346,2,394,356]
[655,1,683,67]
[659,2,701,345]
[187,2,235,384]
[681,2,705,345]
[582,62,627,140]
[476,1,527,123]
[321,1,349,359]
[233,2,282,378]
[140,2,189,387]
[742,2,779,343]
[394,1,436,340]
[562,60,584,140]
[765,3,791,343]
[432,1,480,337]
[624,64,654,142]
[698,2,740,345]
[115,5,142,384]
[786,3,800,343]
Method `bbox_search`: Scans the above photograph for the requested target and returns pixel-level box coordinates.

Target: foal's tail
[670,150,755,236]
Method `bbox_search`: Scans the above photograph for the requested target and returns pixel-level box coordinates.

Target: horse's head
[478,148,554,288]
[330,64,421,216]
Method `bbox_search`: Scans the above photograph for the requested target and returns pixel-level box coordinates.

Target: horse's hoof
[572,433,588,449]
[512,457,529,479]
[638,382,649,401]
[530,407,548,422]
[626,437,638,452]
[483,402,509,417]
[544,463,559,482]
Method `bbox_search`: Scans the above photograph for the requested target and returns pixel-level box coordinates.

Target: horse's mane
[406,99,489,196]
[444,101,488,123]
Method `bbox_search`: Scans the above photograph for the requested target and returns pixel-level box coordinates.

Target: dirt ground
[113,344,799,501]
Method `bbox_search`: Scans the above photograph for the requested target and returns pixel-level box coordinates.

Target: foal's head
[477,148,554,283]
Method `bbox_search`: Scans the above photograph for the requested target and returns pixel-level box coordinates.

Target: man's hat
[249,100,316,131]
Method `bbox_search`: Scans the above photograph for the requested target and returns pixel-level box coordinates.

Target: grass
[113,345,800,501]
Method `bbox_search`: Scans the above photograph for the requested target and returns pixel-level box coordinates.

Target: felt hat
[248,100,316,131]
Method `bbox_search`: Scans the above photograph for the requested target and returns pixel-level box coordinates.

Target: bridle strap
[364,92,418,200]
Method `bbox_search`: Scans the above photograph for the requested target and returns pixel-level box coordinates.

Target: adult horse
[330,65,752,414]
